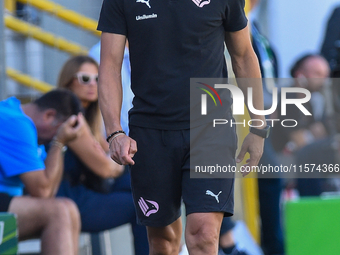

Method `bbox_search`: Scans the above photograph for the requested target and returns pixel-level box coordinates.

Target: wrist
[106,130,126,143]
[51,137,67,152]
[52,136,64,145]
[107,124,124,135]
[249,125,271,138]
[250,118,267,129]
[108,133,126,149]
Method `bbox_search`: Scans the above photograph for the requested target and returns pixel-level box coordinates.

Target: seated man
[272,54,330,153]
[0,89,84,255]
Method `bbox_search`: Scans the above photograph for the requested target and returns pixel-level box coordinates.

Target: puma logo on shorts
[206,190,222,203]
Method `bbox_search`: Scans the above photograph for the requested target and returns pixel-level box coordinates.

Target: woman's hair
[57,55,103,141]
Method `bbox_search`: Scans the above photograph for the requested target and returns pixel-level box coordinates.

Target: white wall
[253,0,340,77]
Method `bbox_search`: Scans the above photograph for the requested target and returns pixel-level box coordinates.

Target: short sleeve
[223,0,248,32]
[0,116,44,177]
[97,0,127,36]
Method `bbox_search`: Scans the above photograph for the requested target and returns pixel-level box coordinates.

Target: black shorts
[0,193,13,212]
[129,124,237,227]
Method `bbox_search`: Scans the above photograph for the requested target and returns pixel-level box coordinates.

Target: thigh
[79,191,137,232]
[57,180,137,232]
[182,173,235,216]
[8,196,71,240]
[183,122,237,216]
[112,167,132,192]
[129,126,185,227]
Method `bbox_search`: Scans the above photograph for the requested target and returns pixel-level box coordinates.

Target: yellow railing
[16,0,100,37]
[4,15,88,55]
[4,0,95,88]
[6,68,54,93]
[4,0,16,13]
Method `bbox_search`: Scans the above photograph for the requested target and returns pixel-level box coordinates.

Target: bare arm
[20,114,83,198]
[99,32,137,165]
[67,115,124,178]
[225,24,265,174]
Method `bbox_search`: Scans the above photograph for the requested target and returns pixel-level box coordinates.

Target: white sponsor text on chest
[136,13,158,21]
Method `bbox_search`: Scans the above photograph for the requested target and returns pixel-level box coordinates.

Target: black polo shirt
[98,0,247,129]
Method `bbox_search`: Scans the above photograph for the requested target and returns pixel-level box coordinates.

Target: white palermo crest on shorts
[192,0,211,8]
[206,190,222,203]
[138,197,159,217]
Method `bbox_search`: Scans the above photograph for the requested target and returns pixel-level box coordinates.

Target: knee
[57,198,81,231]
[148,226,181,255]
[50,199,81,231]
[149,238,178,255]
[186,224,219,251]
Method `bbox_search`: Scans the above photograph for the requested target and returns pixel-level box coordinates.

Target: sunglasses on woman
[75,72,99,85]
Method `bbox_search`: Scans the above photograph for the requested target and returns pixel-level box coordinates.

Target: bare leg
[185,212,223,255]
[8,196,80,255]
[56,198,81,255]
[147,217,182,255]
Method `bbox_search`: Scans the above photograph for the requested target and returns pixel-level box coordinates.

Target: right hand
[55,113,85,145]
[109,134,137,165]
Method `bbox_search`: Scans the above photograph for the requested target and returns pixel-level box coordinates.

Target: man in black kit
[97,0,268,254]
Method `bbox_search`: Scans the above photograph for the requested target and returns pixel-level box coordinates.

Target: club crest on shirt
[192,0,211,8]
[136,0,151,8]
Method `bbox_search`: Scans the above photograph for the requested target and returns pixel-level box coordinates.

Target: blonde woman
[56,56,149,255]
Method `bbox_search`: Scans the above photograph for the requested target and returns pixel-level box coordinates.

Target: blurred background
[1,0,340,254]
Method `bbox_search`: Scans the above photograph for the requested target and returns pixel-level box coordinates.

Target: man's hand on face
[54,113,85,145]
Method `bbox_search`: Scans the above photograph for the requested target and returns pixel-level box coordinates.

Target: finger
[111,154,122,165]
[236,144,247,163]
[66,115,78,126]
[240,165,250,177]
[247,151,261,169]
[122,155,135,165]
[72,115,84,132]
[111,143,124,165]
[121,153,134,165]
[120,140,134,165]
[129,139,137,157]
[241,164,251,177]
[77,112,85,124]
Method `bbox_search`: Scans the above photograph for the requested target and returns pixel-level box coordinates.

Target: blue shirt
[0,97,45,196]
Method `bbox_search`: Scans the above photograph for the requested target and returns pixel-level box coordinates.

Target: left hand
[236,133,264,177]
[55,113,85,145]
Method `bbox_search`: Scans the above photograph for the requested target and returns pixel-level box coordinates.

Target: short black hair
[33,89,81,120]
[290,53,320,77]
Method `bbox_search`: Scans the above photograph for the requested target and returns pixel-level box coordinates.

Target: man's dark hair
[33,89,81,120]
[290,53,320,77]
